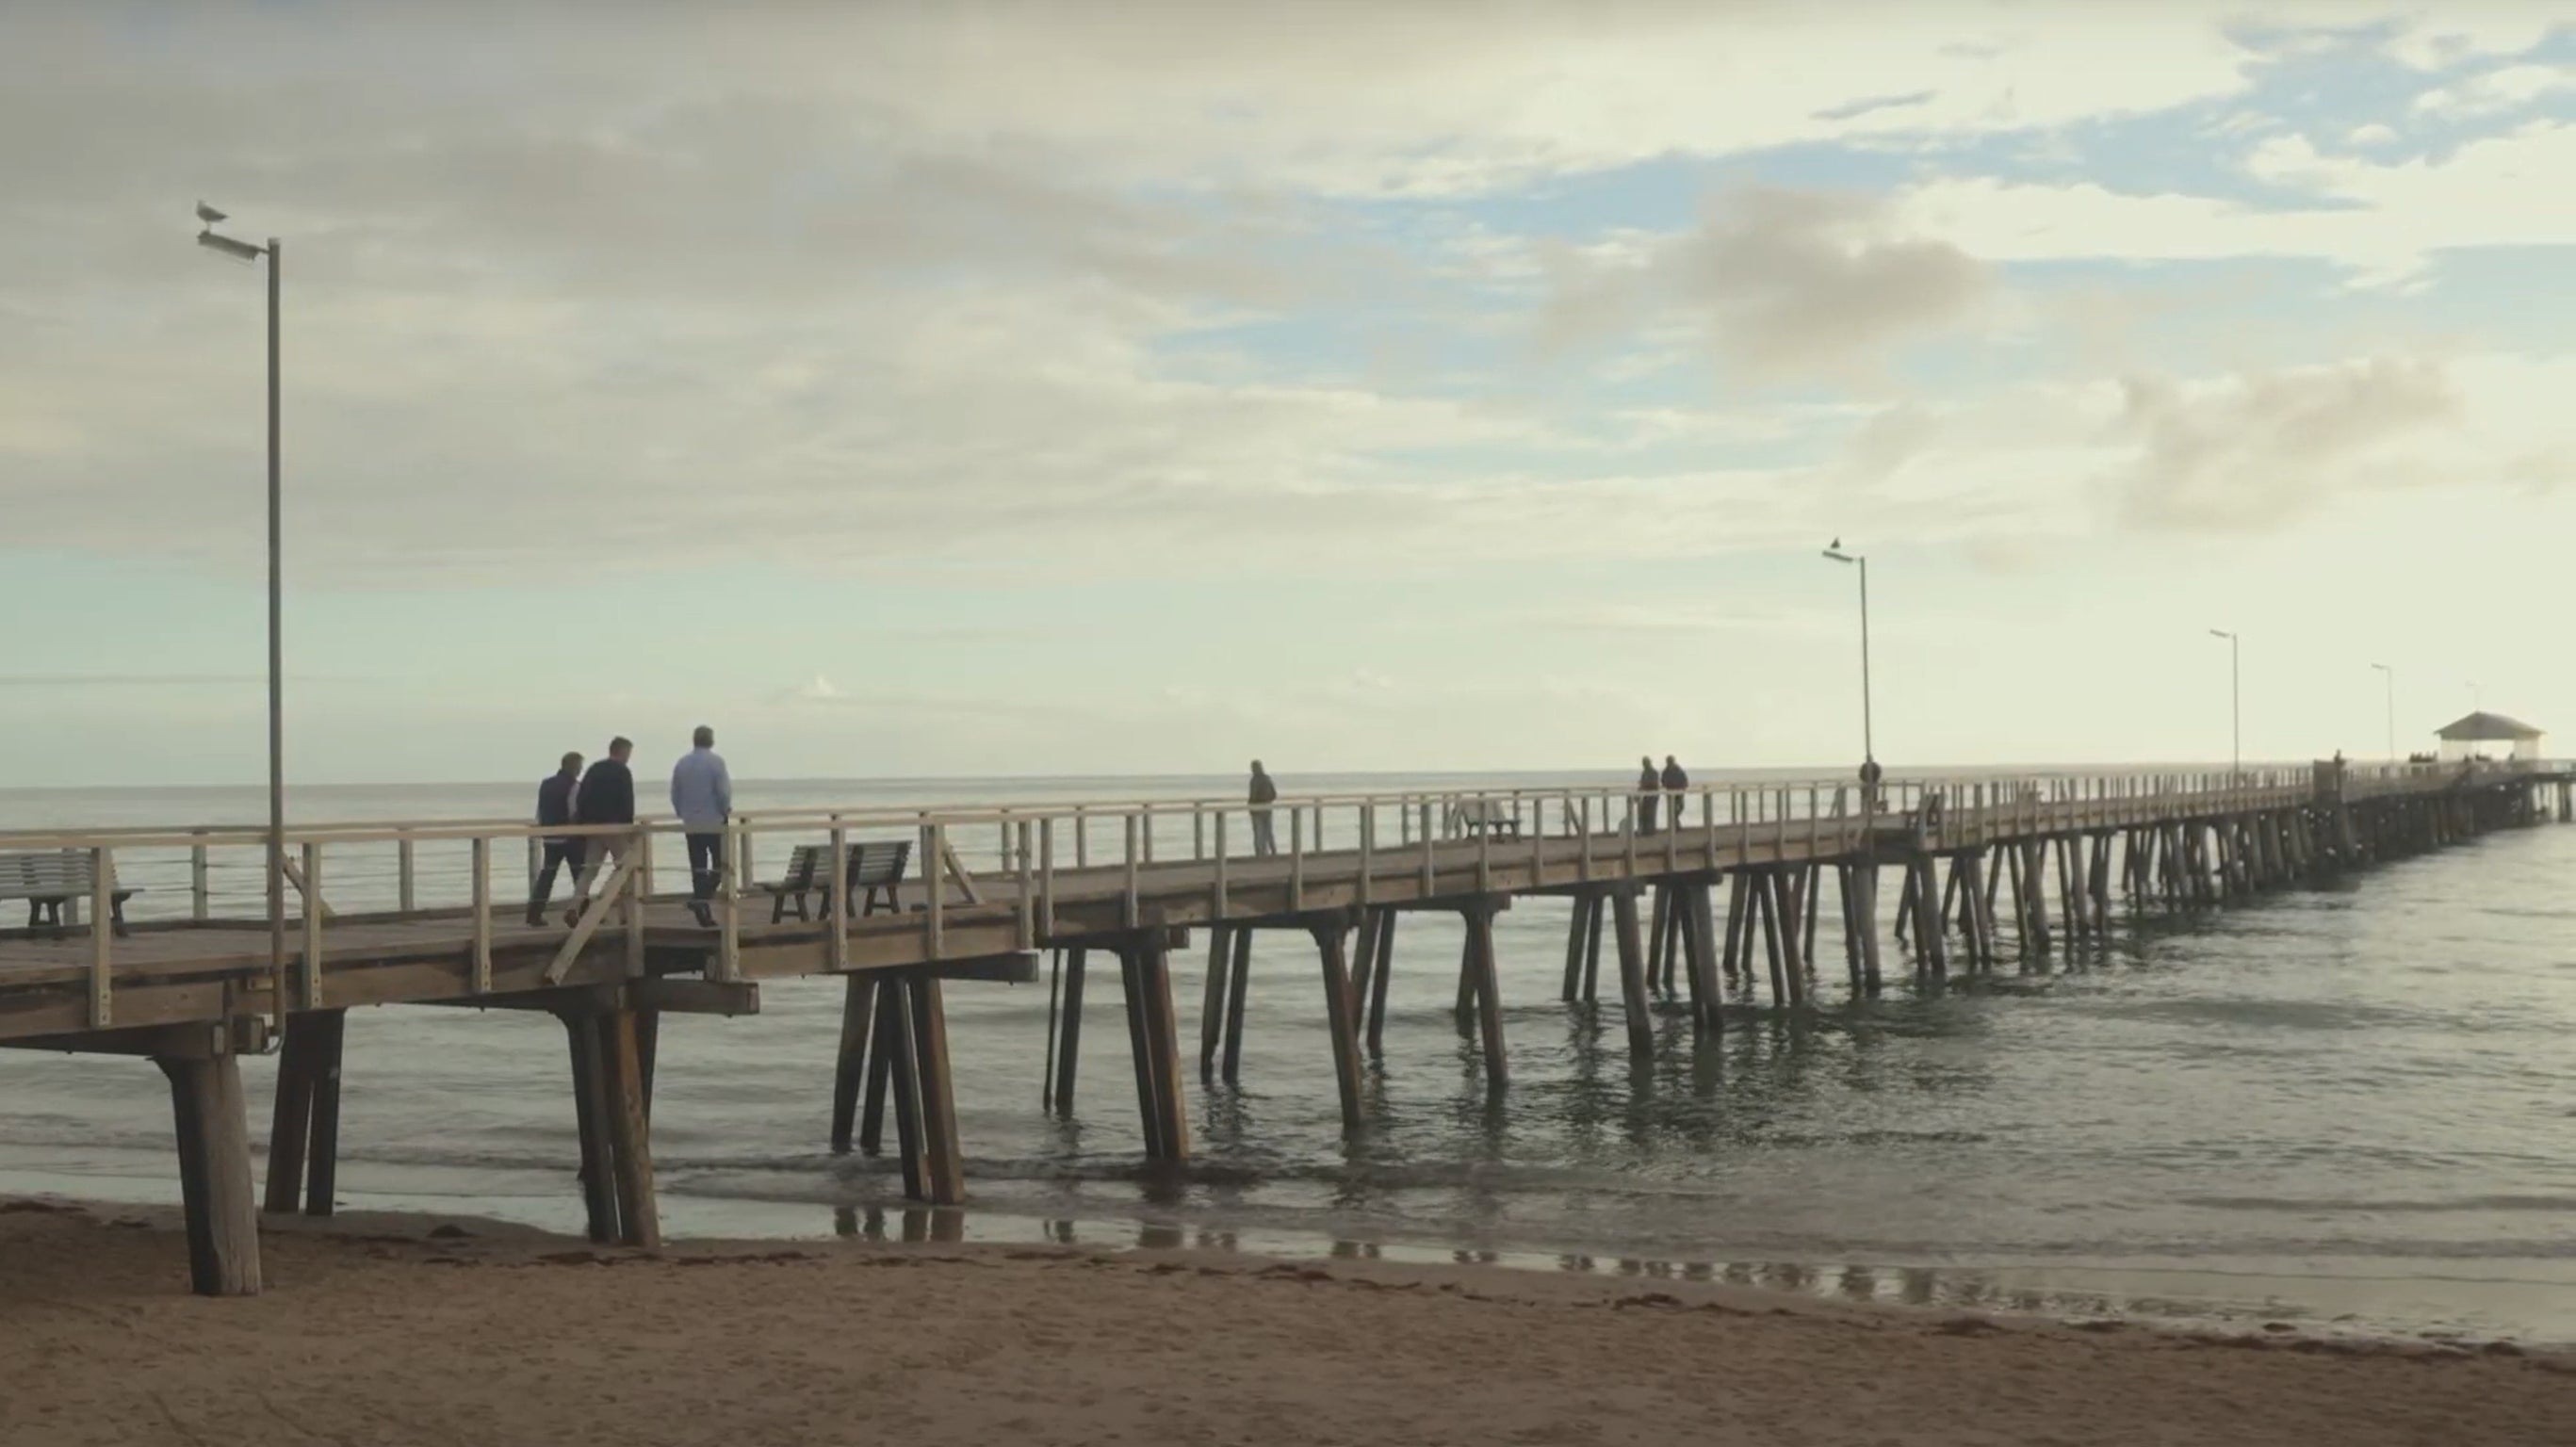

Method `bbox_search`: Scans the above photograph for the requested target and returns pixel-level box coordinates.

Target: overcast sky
[2,3,2569,787]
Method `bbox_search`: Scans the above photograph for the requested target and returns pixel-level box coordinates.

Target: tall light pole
[2371,662,2394,761]
[196,203,286,1013]
[1822,541,1872,766]
[2208,628,2239,777]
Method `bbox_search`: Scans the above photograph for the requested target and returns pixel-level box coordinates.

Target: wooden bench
[0,850,142,935]
[1443,798,1521,839]
[759,840,910,922]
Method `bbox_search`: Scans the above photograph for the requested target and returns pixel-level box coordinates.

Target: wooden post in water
[1580,893,1605,1001]
[1561,890,1590,1002]
[1608,886,1655,1061]
[1720,871,1748,988]
[1362,908,1396,1058]
[860,979,904,1154]
[1198,924,1231,1082]
[1802,864,1822,970]
[1316,919,1367,1128]
[1645,884,1671,1000]
[1054,948,1088,1115]
[1683,880,1723,1036]
[1223,928,1253,1080]
[1856,863,1883,992]
[905,976,966,1205]
[1119,946,1163,1156]
[830,974,874,1152]
[1461,900,1508,1088]
[879,979,926,1200]
[1145,940,1189,1157]
[1769,870,1806,1003]
[1120,939,1189,1160]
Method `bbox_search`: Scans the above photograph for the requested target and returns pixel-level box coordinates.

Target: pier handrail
[0,758,2539,854]
[13,757,2503,844]
[9,758,2564,1040]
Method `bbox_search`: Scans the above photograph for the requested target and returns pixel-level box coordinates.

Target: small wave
[2104,999,2429,1032]
[2177,1194,2576,1216]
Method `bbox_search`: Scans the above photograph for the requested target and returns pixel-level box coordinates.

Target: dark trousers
[1639,795,1659,833]
[530,839,586,920]
[686,832,726,919]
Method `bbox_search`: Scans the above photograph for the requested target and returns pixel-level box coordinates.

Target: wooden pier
[4,759,2568,1295]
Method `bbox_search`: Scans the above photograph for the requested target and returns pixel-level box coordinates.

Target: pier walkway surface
[4,760,2568,1295]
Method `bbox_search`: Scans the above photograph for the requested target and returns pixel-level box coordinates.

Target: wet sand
[3,1198,2569,1447]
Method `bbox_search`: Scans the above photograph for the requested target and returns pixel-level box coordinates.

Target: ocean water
[5,772,2574,1342]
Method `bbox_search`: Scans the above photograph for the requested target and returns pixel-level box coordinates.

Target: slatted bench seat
[1443,798,1522,839]
[758,840,910,922]
[0,850,142,935]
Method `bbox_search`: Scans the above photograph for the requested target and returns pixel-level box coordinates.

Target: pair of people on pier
[528,728,732,928]
[1635,755,1687,832]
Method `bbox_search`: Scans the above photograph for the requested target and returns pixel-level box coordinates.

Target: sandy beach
[3,1198,2568,1447]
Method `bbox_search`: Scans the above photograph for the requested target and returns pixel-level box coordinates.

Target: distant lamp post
[1822,541,1873,767]
[2209,628,2240,778]
[195,202,287,1011]
[2371,662,2395,762]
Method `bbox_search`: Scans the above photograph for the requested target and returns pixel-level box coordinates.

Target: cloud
[1832,403,1946,487]
[2106,355,2464,531]
[1534,603,1842,638]
[2412,62,2576,119]
[2381,12,2567,72]
[1541,188,1993,381]
[1891,120,2576,285]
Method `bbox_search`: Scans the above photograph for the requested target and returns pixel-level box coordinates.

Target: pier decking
[5,760,2568,1294]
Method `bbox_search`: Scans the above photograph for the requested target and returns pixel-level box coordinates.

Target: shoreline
[6,1195,2571,1447]
[12,1172,2576,1352]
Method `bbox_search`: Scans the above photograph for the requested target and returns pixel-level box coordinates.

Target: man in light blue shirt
[671,724,732,928]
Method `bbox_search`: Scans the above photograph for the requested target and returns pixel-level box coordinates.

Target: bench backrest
[850,840,909,887]
[780,844,829,887]
[0,850,101,898]
[778,840,908,890]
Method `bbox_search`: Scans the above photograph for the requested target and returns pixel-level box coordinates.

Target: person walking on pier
[1660,755,1688,827]
[1636,756,1661,833]
[526,751,585,927]
[1249,760,1280,855]
[672,725,733,929]
[564,737,637,927]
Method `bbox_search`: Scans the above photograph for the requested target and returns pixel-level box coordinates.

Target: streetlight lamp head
[2209,628,2233,640]
[197,230,265,263]
[195,201,227,224]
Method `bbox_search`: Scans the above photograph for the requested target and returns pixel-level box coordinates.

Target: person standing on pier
[526,751,585,927]
[564,737,637,927]
[672,725,733,929]
[1636,756,1661,833]
[1660,755,1688,828]
[1249,760,1280,855]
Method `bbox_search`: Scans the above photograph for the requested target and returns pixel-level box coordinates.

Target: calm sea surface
[5,772,2572,1341]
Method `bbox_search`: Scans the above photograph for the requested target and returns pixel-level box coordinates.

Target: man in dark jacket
[1660,755,1689,829]
[526,751,585,926]
[564,737,638,927]
[1635,756,1661,833]
[1248,760,1280,855]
